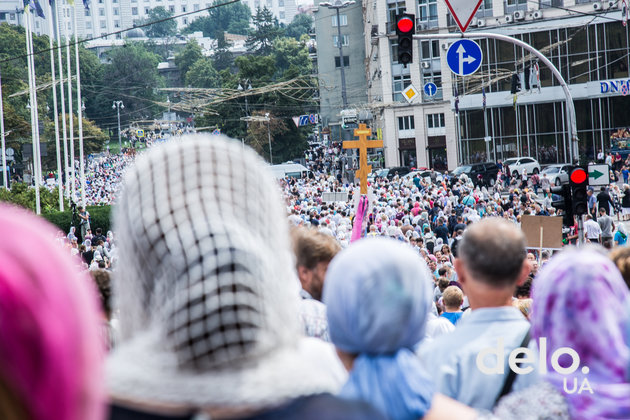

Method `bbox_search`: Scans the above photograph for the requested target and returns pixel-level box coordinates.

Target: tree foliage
[272,37,312,75]
[285,13,313,40]
[183,1,251,36]
[141,7,178,38]
[211,31,234,71]
[101,42,165,122]
[185,58,220,88]
[175,39,203,76]
[246,7,283,55]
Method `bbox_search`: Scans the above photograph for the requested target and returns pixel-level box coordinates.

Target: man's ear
[297,265,311,288]
[454,258,466,286]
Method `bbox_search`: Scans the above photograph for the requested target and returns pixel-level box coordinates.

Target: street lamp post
[112,101,124,150]
[319,0,354,110]
[265,113,273,165]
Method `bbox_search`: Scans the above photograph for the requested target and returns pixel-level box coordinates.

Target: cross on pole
[343,123,383,195]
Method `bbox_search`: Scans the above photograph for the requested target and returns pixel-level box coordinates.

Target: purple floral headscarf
[531,249,630,420]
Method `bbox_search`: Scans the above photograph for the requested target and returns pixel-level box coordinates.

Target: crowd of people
[1,133,630,420]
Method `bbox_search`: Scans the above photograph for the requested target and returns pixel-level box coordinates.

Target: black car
[451,162,499,186]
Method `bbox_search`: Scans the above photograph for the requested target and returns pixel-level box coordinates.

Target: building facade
[363,0,630,170]
[313,0,368,143]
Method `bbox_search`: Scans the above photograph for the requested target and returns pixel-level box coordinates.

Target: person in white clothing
[584,214,602,243]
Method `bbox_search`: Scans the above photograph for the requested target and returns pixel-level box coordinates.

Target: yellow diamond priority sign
[402,84,419,103]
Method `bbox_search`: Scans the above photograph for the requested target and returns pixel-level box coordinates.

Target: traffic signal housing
[396,14,415,66]
[551,184,574,227]
[570,167,589,216]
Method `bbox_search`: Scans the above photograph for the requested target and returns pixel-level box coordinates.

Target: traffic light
[551,184,574,226]
[511,73,521,94]
[396,14,415,66]
[570,167,589,216]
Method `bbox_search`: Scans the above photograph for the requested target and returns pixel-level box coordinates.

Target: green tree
[211,31,234,71]
[101,42,165,123]
[185,58,220,88]
[175,39,203,76]
[272,37,311,75]
[141,7,177,38]
[284,13,313,40]
[246,7,283,55]
[183,1,251,36]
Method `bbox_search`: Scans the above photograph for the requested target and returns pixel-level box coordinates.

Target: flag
[83,0,90,10]
[482,86,486,112]
[454,87,459,114]
[533,62,541,93]
[24,0,45,18]
[513,93,517,110]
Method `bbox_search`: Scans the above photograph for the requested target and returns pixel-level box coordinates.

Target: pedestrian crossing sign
[402,84,419,103]
[136,129,145,138]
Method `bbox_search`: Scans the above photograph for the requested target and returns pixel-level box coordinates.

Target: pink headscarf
[0,204,105,420]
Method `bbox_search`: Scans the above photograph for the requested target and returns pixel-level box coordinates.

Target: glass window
[279,0,284,6]
[332,14,347,26]
[333,35,349,47]
[132,7,138,14]
[279,11,285,19]
[182,5,187,12]
[334,56,350,67]
[398,115,415,130]
[427,113,445,128]
[86,21,92,29]
[194,4,199,10]
[85,8,90,15]
[9,13,15,20]
[387,1,405,32]
[100,20,106,28]
[99,8,104,16]
[418,0,438,23]
[114,8,119,15]
[393,74,412,101]
[169,5,174,12]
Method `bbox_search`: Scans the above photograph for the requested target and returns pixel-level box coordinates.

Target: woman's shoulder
[493,382,570,420]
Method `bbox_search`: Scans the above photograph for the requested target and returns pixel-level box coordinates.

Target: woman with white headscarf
[324,238,478,420]
[107,135,385,420]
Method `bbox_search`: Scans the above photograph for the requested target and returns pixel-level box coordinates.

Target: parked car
[503,157,541,178]
[369,166,411,181]
[451,162,499,186]
[402,170,444,183]
[540,164,572,186]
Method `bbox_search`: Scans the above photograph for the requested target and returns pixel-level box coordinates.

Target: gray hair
[458,217,527,288]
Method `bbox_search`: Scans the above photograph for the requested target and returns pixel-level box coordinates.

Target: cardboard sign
[521,215,563,249]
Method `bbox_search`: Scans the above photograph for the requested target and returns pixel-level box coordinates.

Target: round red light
[570,168,587,184]
[397,17,414,33]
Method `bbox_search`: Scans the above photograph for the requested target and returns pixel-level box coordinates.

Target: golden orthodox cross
[342,123,383,195]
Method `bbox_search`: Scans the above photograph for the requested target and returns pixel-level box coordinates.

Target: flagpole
[54,0,70,200]
[483,87,490,161]
[72,3,85,206]
[47,0,64,211]
[24,8,42,214]
[63,6,75,203]
[0,67,7,190]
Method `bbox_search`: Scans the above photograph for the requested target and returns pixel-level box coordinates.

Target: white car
[503,157,541,178]
[540,164,572,187]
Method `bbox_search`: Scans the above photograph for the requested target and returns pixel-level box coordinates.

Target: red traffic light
[397,16,414,33]
[570,168,587,184]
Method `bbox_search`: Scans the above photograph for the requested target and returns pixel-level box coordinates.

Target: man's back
[418,307,537,410]
[598,215,614,238]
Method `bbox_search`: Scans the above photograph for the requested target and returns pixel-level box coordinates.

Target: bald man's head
[457,218,527,288]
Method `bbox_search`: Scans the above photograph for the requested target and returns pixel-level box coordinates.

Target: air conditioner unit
[505,14,514,23]
[417,22,427,31]
[607,0,617,9]
[593,2,603,10]
[471,18,479,27]
[513,10,525,20]
[532,10,542,19]
[421,62,430,69]
[477,18,486,27]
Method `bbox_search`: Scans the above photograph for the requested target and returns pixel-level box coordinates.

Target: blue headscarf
[324,238,435,420]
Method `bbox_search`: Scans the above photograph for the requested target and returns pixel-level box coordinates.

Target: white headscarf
[109,135,343,410]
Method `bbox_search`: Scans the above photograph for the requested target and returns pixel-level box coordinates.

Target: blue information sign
[424,82,438,97]
[446,39,483,77]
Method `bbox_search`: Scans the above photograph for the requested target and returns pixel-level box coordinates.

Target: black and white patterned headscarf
[107,135,343,410]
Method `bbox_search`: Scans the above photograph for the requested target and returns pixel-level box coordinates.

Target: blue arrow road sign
[424,82,438,97]
[299,115,309,126]
[447,39,483,77]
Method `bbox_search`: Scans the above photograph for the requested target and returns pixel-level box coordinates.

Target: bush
[42,205,112,235]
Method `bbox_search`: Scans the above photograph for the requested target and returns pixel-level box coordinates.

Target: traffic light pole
[415,32,579,165]
[578,216,584,246]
